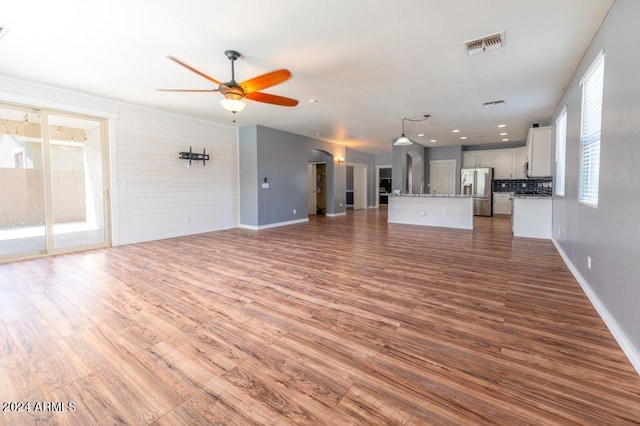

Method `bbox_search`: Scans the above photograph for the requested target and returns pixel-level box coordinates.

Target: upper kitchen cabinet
[463,151,494,168]
[513,147,527,178]
[526,126,553,177]
[493,149,514,179]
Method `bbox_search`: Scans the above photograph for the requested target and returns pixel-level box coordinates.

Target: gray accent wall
[239,125,346,227]
[551,0,640,368]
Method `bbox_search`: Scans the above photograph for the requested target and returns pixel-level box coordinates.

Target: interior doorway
[308,162,327,215]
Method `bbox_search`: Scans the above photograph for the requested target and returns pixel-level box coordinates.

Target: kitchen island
[388,194,473,230]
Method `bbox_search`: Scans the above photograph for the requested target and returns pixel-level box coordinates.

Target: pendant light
[393,115,430,146]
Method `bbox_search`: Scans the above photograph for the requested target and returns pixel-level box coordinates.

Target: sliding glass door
[0,104,46,256]
[48,114,107,250]
[0,102,109,261]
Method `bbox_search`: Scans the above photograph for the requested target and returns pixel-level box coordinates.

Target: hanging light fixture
[394,115,430,146]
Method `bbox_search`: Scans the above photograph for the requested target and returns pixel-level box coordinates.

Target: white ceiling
[1,0,613,154]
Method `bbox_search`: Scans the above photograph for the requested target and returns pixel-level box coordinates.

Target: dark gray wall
[375,153,392,166]
[392,142,427,193]
[551,0,640,365]
[239,125,346,227]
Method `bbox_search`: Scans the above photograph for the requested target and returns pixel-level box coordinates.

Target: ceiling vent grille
[465,31,505,56]
[483,99,506,108]
[0,26,9,40]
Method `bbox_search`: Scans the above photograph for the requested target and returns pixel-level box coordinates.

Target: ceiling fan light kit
[220,98,246,113]
[158,49,298,118]
[394,115,430,146]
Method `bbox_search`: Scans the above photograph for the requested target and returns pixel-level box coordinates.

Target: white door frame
[347,163,367,210]
[429,159,457,195]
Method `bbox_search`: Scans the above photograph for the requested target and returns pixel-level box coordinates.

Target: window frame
[578,50,605,208]
[555,106,567,197]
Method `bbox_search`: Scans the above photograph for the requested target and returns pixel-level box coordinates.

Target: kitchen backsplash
[493,178,553,196]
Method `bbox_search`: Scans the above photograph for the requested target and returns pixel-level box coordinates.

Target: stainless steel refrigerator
[460,167,493,216]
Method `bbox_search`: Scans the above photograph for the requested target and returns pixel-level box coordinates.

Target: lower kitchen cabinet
[512,197,552,239]
[493,193,512,215]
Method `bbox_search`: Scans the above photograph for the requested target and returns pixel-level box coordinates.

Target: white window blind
[579,51,604,207]
[555,106,567,196]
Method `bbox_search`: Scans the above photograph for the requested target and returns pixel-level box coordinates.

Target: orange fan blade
[167,56,225,86]
[156,89,219,92]
[245,91,298,107]
[239,69,291,94]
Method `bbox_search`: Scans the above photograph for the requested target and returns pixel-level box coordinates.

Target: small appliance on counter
[460,167,494,216]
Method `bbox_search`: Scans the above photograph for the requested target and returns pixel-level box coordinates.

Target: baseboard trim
[326,212,347,217]
[552,237,640,375]
[238,218,309,231]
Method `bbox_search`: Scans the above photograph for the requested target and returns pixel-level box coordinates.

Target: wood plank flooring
[1,209,639,425]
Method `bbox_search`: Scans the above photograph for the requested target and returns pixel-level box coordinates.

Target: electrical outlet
[293,209,296,214]
[419,210,426,216]
[587,256,592,270]
[340,203,343,207]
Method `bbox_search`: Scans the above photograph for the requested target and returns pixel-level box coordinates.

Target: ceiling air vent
[465,31,505,56]
[0,26,9,40]
[483,99,505,108]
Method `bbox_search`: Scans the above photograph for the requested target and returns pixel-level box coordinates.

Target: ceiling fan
[158,50,299,117]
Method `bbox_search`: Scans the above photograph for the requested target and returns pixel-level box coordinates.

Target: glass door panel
[0,105,46,257]
[48,115,107,250]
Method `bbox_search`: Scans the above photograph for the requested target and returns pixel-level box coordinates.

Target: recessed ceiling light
[502,138,509,141]
[430,139,436,143]
[452,129,460,133]
[498,124,506,128]
[500,132,508,136]
[308,99,318,103]
[460,136,467,140]
[418,133,425,137]
[315,132,321,136]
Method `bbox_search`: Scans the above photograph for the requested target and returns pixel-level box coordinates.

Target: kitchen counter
[513,194,552,199]
[390,193,472,198]
[388,194,473,230]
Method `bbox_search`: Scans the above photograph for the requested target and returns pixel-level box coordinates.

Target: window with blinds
[579,51,604,207]
[555,106,567,197]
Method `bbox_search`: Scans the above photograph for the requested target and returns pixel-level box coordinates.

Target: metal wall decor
[179,146,209,167]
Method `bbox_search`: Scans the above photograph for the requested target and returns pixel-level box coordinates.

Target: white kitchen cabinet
[463,150,495,168]
[513,147,527,178]
[512,197,552,238]
[526,126,553,177]
[462,151,476,168]
[494,149,514,179]
[493,193,512,215]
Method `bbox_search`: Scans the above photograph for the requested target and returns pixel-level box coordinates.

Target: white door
[353,165,367,210]
[429,160,457,195]
[307,164,316,215]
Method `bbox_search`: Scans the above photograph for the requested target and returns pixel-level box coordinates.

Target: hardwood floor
[1,209,639,425]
